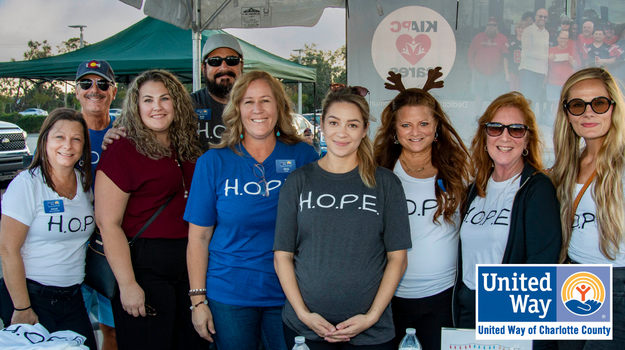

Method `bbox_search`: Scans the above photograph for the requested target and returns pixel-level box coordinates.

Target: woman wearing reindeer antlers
[373,68,471,350]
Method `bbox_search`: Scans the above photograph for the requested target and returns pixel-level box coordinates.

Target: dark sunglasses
[204,56,241,67]
[77,79,113,91]
[485,122,529,138]
[145,304,156,316]
[563,97,615,116]
[330,83,369,97]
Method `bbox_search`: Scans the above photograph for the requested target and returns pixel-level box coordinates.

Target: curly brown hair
[116,69,201,162]
[373,88,471,225]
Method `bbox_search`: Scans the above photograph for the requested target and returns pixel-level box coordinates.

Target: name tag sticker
[44,200,64,213]
[195,109,211,121]
[276,159,296,173]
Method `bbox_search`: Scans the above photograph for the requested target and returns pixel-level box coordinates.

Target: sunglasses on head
[204,56,241,67]
[485,122,529,138]
[77,79,113,91]
[329,83,369,97]
[563,96,615,116]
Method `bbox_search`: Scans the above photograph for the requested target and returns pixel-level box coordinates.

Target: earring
[240,134,244,139]
[522,148,529,156]
[485,145,488,152]
[434,132,439,142]
[276,130,281,137]
[393,135,399,144]
[79,158,84,167]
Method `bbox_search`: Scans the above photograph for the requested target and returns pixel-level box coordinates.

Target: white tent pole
[192,0,202,92]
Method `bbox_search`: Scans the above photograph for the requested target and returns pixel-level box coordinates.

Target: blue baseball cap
[76,60,115,83]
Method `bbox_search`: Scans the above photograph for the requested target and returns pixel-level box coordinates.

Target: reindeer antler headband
[385,67,445,111]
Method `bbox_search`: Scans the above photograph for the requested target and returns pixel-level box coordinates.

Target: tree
[23,40,53,61]
[288,44,346,113]
[57,38,88,54]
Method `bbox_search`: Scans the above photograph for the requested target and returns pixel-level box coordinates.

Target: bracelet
[15,305,31,311]
[188,288,206,297]
[190,299,208,311]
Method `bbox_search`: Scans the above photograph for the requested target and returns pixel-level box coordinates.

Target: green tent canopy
[0,17,316,84]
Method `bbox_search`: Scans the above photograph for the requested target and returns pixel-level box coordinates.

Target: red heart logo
[396,34,431,65]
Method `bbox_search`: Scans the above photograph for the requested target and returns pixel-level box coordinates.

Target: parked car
[109,108,122,118]
[291,113,313,135]
[302,113,321,127]
[0,121,31,186]
[18,108,48,117]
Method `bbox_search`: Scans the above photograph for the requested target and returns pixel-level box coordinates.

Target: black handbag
[83,193,176,300]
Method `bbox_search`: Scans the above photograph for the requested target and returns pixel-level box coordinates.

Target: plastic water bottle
[398,328,422,349]
[292,336,310,350]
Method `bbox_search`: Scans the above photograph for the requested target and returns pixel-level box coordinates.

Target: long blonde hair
[216,71,301,154]
[321,87,377,188]
[470,92,544,198]
[116,70,201,162]
[551,67,625,262]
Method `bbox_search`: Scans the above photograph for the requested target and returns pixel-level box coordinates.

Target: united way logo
[562,272,605,316]
[476,264,612,340]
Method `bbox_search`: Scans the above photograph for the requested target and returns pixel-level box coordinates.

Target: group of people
[0,30,623,350]
[469,8,625,122]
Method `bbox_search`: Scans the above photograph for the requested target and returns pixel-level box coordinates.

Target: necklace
[400,155,425,172]
[175,158,188,199]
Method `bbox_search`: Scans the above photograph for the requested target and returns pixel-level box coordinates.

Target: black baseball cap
[76,60,115,82]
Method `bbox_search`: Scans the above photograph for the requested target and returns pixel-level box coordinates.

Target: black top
[190,87,226,152]
[452,162,562,326]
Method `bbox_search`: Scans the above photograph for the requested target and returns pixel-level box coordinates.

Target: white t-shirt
[393,162,459,298]
[568,182,625,266]
[2,168,95,287]
[461,175,521,290]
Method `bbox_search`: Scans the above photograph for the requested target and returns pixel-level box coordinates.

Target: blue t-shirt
[88,117,114,181]
[184,140,318,307]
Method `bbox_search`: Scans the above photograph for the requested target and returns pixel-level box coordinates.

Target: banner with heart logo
[371,6,456,89]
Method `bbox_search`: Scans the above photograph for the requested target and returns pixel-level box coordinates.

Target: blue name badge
[195,109,211,121]
[276,159,296,173]
[43,200,64,213]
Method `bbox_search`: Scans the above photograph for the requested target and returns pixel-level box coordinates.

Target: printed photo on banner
[476,264,612,340]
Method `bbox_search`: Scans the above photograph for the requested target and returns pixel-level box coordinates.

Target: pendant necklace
[400,155,425,172]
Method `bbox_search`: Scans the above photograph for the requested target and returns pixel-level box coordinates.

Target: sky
[0,0,346,62]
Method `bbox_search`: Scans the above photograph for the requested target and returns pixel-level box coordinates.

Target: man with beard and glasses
[191,33,244,151]
[468,17,509,116]
[75,59,118,350]
[519,8,550,115]
[102,34,243,153]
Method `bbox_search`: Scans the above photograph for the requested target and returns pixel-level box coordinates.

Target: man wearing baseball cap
[191,33,244,151]
[75,59,118,350]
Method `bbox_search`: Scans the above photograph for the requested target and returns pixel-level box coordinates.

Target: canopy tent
[119,0,344,90]
[0,17,316,84]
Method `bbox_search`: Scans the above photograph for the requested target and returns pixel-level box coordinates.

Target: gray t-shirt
[274,162,412,345]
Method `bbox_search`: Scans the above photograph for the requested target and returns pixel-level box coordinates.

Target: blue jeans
[208,298,287,350]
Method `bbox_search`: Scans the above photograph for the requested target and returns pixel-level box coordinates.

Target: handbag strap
[128,192,176,246]
[571,169,597,223]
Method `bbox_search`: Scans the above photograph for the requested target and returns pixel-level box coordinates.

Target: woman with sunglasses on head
[0,108,97,349]
[94,69,206,349]
[184,70,318,350]
[551,67,625,349]
[373,69,471,350]
[274,85,412,349]
[455,92,561,349]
